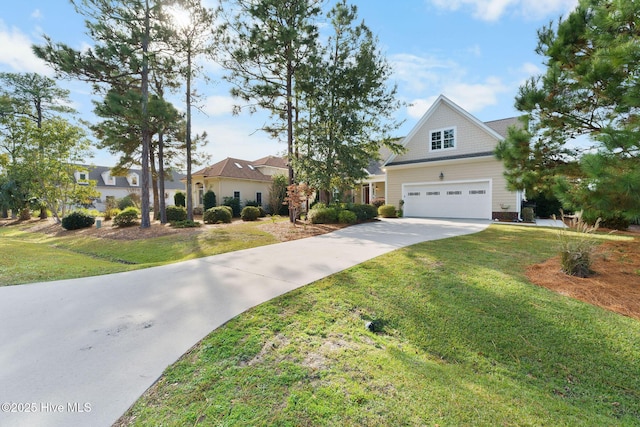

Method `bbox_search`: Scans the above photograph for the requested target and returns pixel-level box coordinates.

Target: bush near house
[338,210,357,224]
[222,197,241,217]
[113,207,140,227]
[103,208,120,221]
[118,194,139,210]
[166,205,187,222]
[371,197,385,208]
[241,206,261,221]
[203,191,216,211]
[204,207,232,224]
[378,204,397,218]
[174,191,186,207]
[308,207,340,224]
[346,203,378,221]
[61,211,95,230]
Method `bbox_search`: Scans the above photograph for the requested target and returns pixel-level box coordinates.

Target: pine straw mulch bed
[2,216,348,242]
[526,227,640,321]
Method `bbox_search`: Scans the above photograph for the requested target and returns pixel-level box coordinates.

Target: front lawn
[115,225,640,426]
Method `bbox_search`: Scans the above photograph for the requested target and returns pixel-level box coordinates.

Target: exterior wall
[393,102,500,164]
[94,187,180,212]
[193,178,272,208]
[386,156,519,217]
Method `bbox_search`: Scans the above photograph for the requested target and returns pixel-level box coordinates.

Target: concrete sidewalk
[0,218,489,427]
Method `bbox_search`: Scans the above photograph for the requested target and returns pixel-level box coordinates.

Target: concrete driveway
[0,218,489,427]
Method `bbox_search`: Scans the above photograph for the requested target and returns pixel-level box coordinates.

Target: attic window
[234,162,243,169]
[75,171,89,185]
[431,127,456,151]
[248,165,255,170]
[101,171,116,186]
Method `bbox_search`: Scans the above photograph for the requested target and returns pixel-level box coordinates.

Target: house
[383,95,522,220]
[79,166,185,211]
[188,156,288,208]
[354,145,394,205]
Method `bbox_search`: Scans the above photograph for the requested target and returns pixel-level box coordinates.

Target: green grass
[117,225,640,426]
[0,221,279,286]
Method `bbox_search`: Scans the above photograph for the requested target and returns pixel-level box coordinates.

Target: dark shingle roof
[484,117,521,138]
[85,165,185,189]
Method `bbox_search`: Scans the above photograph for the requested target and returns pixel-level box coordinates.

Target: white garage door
[403,181,491,219]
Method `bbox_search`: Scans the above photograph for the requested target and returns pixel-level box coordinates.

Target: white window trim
[127,173,139,187]
[101,171,116,186]
[429,126,457,152]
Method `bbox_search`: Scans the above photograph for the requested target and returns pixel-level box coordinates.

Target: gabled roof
[84,165,185,189]
[384,95,508,166]
[252,155,288,169]
[192,157,275,182]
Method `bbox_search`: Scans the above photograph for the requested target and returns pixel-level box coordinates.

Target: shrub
[222,196,241,217]
[308,207,339,224]
[583,210,629,231]
[61,211,95,230]
[378,204,397,218]
[203,206,232,224]
[203,190,216,211]
[166,205,187,222]
[347,204,378,221]
[113,207,140,227]
[118,194,139,210]
[174,191,186,207]
[241,206,261,221]
[103,208,121,221]
[556,210,601,278]
[338,210,357,224]
[371,197,386,208]
[522,207,535,222]
[171,220,202,228]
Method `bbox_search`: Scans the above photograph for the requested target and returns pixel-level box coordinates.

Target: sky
[0,0,578,168]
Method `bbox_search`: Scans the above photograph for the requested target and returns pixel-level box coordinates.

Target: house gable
[386,95,504,167]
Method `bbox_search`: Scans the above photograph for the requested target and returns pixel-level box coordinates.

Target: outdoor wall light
[439,172,444,180]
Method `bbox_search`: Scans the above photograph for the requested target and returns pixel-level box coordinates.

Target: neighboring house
[189,156,288,208]
[383,95,523,220]
[78,165,186,212]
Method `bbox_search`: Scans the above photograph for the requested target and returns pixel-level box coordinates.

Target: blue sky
[0,0,577,167]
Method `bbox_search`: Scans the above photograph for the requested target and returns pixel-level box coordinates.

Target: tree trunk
[139,0,151,229]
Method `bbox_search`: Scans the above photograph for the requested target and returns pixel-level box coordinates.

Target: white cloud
[202,95,237,116]
[0,20,52,75]
[391,53,463,93]
[30,9,43,21]
[406,77,508,119]
[428,0,578,21]
[442,76,509,112]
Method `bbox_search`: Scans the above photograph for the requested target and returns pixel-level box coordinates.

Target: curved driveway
[0,218,489,427]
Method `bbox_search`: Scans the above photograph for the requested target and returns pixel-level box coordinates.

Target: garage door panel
[403,181,490,219]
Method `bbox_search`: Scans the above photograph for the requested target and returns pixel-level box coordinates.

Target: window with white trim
[430,127,456,151]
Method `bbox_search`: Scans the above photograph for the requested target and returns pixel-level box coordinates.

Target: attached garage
[402,180,492,219]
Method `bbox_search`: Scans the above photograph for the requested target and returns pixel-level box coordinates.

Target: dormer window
[74,171,89,185]
[430,127,456,151]
[101,171,116,186]
[127,173,139,186]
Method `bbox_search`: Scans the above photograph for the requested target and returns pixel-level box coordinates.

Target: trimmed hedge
[61,211,95,230]
[308,207,339,224]
[113,207,140,227]
[204,206,232,224]
[222,197,241,217]
[378,204,397,218]
[347,204,378,221]
[166,205,187,222]
[338,210,357,224]
[203,190,216,211]
[241,206,261,221]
